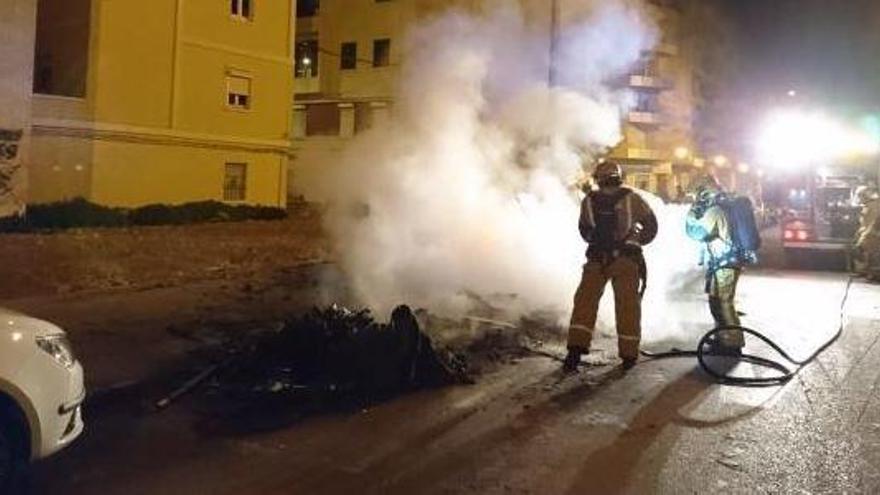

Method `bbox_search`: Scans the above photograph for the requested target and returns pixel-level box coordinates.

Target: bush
[0,198,287,232]
[128,201,286,226]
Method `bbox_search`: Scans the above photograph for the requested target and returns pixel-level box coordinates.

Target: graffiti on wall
[0,128,24,217]
[0,128,23,207]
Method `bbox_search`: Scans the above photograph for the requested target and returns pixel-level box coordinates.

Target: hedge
[0,198,287,232]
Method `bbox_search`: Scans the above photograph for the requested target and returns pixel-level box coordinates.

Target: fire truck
[781,169,862,257]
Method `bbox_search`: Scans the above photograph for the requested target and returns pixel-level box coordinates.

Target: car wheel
[0,420,26,494]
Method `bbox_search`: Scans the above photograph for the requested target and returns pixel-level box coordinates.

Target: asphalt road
[31,245,880,494]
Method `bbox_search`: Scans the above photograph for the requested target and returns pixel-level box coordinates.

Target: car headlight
[35,335,77,368]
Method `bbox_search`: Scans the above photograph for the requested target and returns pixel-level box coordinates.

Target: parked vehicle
[0,308,85,491]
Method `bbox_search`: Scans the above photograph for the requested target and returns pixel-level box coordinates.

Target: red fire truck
[781,170,862,258]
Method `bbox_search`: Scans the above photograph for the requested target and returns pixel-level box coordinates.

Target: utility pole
[548,0,559,87]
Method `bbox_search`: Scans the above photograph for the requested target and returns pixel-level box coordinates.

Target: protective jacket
[686,201,741,271]
[568,186,657,360]
[579,187,658,260]
[857,198,880,247]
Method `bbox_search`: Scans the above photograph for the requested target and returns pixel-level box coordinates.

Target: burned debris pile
[199,304,470,413]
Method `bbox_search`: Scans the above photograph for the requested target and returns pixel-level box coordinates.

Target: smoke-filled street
[28,229,880,494]
[4,0,880,494]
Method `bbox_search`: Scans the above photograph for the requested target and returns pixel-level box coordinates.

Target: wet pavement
[29,265,880,495]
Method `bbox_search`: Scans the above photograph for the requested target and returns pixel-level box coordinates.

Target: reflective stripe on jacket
[579,187,658,248]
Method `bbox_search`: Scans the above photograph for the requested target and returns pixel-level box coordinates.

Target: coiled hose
[640,276,855,386]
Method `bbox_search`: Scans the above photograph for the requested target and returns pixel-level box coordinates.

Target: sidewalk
[1,262,346,393]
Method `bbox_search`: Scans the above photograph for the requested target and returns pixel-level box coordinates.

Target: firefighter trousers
[707,267,745,348]
[567,256,641,360]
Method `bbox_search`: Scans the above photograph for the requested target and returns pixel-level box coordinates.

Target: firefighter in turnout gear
[685,175,747,355]
[563,161,658,372]
[854,185,880,280]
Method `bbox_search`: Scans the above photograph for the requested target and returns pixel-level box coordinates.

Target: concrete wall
[89,140,286,208]
[0,0,37,216]
[90,0,176,128]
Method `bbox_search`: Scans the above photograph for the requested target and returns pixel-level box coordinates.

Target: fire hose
[639,275,855,386]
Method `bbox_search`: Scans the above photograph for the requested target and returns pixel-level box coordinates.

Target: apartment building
[608,0,698,199]
[28,0,295,208]
[291,0,410,192]
[291,0,700,200]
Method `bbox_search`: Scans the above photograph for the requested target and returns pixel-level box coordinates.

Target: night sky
[721,0,880,114]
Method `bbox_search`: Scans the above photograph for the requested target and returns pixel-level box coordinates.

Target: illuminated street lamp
[713,155,728,167]
[756,109,880,170]
[737,162,750,174]
[674,146,690,161]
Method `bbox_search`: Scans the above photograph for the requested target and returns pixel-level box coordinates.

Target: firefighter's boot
[563,346,587,373]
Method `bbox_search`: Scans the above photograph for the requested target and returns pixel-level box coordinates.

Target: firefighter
[854,185,880,280]
[685,175,745,355]
[563,161,658,372]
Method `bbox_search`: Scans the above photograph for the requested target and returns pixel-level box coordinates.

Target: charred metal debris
[161,305,473,412]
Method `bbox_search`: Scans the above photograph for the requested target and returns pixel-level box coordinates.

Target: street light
[674,146,690,160]
[756,109,880,170]
[737,162,750,174]
[713,155,728,167]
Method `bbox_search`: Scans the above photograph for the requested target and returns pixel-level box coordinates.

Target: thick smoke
[305,0,704,341]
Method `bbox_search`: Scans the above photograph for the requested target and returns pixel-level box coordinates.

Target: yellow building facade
[606,0,697,199]
[29,0,295,208]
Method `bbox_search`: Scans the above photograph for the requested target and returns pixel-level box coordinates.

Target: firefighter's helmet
[593,160,623,186]
[855,185,879,204]
[692,174,722,203]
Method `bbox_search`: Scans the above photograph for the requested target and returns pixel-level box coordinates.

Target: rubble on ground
[199,305,472,413]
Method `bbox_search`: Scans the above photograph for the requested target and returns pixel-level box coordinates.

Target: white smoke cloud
[304,0,705,341]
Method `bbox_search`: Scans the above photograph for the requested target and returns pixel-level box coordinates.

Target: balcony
[653,42,679,56]
[627,111,664,127]
[295,75,321,95]
[629,75,672,90]
[623,148,666,161]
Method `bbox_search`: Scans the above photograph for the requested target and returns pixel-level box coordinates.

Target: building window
[305,103,340,136]
[230,0,253,20]
[373,39,391,67]
[295,40,319,78]
[33,0,92,97]
[634,91,659,113]
[226,74,252,110]
[224,163,248,201]
[297,0,319,18]
[340,42,357,70]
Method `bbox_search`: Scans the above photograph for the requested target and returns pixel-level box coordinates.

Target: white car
[0,308,85,490]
